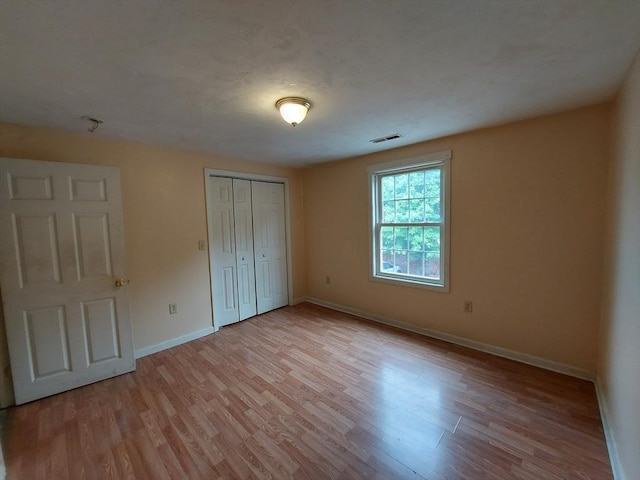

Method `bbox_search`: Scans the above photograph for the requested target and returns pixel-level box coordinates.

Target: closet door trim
[204,169,293,332]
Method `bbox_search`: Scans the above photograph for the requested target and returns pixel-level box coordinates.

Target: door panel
[24,305,71,379]
[70,177,107,201]
[0,157,135,404]
[13,213,62,286]
[208,177,239,327]
[220,210,234,253]
[273,258,285,297]
[81,297,120,364]
[8,173,53,200]
[258,260,271,302]
[232,179,257,321]
[72,213,113,280]
[270,185,288,309]
[252,182,271,314]
[252,181,288,315]
[222,266,236,309]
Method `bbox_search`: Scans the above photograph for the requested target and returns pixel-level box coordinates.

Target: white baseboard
[291,296,307,306]
[134,326,215,359]
[594,376,625,480]
[305,297,594,381]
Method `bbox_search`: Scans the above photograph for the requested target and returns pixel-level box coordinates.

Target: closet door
[232,179,257,321]
[208,176,239,327]
[252,181,288,314]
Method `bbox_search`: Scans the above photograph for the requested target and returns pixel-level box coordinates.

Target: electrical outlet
[463,301,473,313]
[198,240,206,251]
[169,303,178,315]
[325,276,331,285]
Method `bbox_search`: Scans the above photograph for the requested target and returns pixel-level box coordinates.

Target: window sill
[370,273,449,293]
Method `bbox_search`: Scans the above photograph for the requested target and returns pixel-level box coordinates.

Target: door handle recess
[114,278,129,287]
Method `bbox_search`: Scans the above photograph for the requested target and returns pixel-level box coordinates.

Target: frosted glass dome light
[276,97,311,126]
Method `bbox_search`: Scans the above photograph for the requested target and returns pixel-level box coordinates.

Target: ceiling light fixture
[275,97,311,126]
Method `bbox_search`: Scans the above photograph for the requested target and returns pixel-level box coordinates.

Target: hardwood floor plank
[2,303,613,479]
[154,441,188,479]
[130,429,172,480]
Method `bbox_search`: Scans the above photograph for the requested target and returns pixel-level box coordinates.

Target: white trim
[365,149,452,174]
[291,296,307,305]
[305,297,594,381]
[205,168,288,184]
[595,375,625,480]
[204,168,294,332]
[134,326,215,359]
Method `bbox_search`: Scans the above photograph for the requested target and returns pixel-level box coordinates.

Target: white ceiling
[1,1,639,167]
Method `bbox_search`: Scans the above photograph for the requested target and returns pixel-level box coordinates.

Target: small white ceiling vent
[369,133,402,144]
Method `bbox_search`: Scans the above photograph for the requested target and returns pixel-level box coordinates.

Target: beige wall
[0,123,306,406]
[303,103,611,373]
[598,52,640,480]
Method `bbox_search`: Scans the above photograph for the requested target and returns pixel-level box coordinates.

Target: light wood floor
[3,303,612,479]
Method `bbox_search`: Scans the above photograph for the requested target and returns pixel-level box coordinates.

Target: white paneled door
[207,176,288,328]
[0,158,135,405]
[233,179,257,321]
[252,181,288,315]
[208,176,240,327]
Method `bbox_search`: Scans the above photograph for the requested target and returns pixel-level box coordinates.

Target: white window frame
[367,150,451,292]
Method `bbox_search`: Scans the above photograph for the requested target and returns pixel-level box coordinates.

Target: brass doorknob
[114,278,129,287]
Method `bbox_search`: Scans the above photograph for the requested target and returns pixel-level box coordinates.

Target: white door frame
[204,168,293,332]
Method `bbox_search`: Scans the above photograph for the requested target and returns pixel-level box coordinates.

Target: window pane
[394,174,408,199]
[394,226,408,250]
[409,199,424,223]
[424,252,440,279]
[408,227,423,251]
[424,226,441,279]
[394,250,408,273]
[424,226,440,250]
[409,171,425,198]
[395,200,409,222]
[425,197,441,222]
[425,169,441,197]
[381,226,394,250]
[382,201,395,222]
[408,251,424,276]
[381,176,395,202]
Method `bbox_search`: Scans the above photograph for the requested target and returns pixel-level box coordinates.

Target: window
[368,151,450,292]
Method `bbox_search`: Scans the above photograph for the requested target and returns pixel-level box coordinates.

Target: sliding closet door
[207,175,288,329]
[208,176,239,327]
[252,181,288,314]
[232,179,257,321]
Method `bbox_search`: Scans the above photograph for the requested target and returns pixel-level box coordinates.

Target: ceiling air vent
[369,133,402,144]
